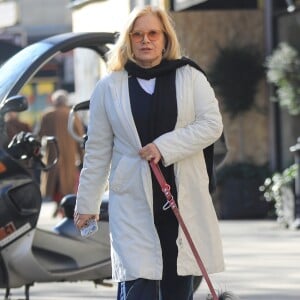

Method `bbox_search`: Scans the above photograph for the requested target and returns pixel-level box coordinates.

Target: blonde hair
[107,5,182,71]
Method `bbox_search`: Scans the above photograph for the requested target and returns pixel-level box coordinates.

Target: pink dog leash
[149,160,219,300]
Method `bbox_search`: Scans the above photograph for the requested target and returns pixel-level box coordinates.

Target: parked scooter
[0,96,112,300]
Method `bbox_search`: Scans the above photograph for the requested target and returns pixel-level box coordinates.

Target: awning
[173,0,208,11]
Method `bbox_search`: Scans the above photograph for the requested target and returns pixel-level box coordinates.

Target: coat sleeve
[153,68,223,167]
[75,78,113,214]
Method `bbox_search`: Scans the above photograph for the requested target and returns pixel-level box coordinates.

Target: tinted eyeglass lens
[148,30,161,41]
[130,30,162,42]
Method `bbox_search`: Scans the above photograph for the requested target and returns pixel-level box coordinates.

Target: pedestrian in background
[38,89,84,217]
[75,5,224,300]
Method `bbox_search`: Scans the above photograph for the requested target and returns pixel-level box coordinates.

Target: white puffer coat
[75,65,225,282]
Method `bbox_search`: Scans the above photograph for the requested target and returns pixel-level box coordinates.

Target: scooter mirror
[0,95,28,148]
[39,135,59,171]
[0,95,28,115]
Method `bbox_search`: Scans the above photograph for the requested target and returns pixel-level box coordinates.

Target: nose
[141,33,150,43]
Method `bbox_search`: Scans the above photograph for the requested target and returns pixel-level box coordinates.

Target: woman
[74,5,224,300]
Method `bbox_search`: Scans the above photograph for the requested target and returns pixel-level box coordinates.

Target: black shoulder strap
[203,143,216,194]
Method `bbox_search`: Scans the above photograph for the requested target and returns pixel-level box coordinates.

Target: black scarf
[125,56,205,80]
[125,57,216,193]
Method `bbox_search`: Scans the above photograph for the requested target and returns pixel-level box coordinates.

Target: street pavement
[1,202,299,300]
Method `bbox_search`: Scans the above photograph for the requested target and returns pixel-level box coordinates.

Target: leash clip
[162,185,172,210]
[162,199,172,210]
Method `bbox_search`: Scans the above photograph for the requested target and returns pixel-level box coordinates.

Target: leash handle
[149,160,219,300]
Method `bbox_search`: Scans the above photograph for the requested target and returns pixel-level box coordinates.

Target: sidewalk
[1,202,299,300]
[196,220,300,299]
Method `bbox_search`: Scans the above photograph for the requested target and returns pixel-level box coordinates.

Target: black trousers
[117,211,193,300]
[116,276,193,300]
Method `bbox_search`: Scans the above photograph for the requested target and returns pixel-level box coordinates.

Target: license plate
[0,162,7,173]
[0,222,16,240]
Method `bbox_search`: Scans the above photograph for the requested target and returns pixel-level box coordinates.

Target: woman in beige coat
[75,5,224,300]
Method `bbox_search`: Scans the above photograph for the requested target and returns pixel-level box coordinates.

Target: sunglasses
[129,30,164,43]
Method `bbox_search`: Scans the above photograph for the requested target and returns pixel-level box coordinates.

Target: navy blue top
[128,76,153,147]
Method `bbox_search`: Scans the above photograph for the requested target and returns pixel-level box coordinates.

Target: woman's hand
[139,143,161,164]
[74,212,99,229]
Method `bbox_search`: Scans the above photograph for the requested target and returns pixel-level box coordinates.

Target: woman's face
[130,13,165,68]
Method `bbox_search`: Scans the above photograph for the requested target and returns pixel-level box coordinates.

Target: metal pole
[290,137,300,229]
[264,0,282,172]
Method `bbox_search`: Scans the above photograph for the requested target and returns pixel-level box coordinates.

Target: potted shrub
[208,43,265,163]
[208,44,264,118]
[208,44,267,219]
[216,162,270,219]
